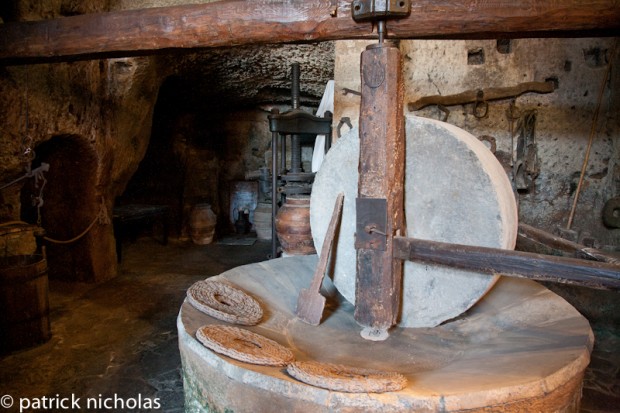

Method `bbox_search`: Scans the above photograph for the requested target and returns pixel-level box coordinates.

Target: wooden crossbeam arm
[393,236,620,291]
[1,0,619,64]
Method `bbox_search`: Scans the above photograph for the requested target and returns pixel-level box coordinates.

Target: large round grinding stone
[310,115,518,328]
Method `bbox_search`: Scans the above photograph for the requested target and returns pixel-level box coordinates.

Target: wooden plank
[354,42,405,339]
[393,236,620,290]
[1,0,619,64]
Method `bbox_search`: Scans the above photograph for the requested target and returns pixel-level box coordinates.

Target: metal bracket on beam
[351,0,411,22]
[355,198,388,251]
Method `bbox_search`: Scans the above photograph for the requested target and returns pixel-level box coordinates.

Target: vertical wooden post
[354,41,405,340]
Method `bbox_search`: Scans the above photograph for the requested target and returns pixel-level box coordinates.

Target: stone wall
[335,38,619,249]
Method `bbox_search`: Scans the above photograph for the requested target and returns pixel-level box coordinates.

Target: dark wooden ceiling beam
[1,0,619,64]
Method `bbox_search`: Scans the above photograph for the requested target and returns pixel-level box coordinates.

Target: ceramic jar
[189,203,216,245]
[275,195,315,255]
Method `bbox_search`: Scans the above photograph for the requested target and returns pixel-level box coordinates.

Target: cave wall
[0,2,332,282]
[120,42,334,240]
[0,57,161,282]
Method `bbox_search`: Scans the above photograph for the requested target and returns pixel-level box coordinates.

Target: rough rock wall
[0,57,160,282]
[0,0,114,21]
[335,38,619,249]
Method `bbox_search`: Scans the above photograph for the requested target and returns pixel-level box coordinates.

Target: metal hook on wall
[473,90,489,119]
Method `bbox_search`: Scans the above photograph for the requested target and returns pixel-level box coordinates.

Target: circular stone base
[179,256,592,413]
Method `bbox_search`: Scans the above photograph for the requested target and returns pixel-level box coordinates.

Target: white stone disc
[310,115,518,328]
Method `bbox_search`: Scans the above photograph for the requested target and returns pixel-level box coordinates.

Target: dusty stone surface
[0,0,114,21]
[310,115,517,327]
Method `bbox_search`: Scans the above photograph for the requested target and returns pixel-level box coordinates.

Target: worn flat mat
[310,115,518,327]
[179,255,592,412]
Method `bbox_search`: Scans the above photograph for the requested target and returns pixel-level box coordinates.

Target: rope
[0,220,31,227]
[0,200,109,245]
[566,39,618,230]
[42,197,110,244]
[0,163,49,191]
[43,215,98,244]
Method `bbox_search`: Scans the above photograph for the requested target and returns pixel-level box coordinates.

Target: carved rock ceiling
[159,42,335,109]
[0,0,335,109]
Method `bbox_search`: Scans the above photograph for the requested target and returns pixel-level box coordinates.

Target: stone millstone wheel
[196,325,294,366]
[287,360,407,393]
[310,115,518,328]
[187,279,263,325]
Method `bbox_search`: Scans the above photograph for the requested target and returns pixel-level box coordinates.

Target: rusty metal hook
[337,117,353,138]
[473,90,489,119]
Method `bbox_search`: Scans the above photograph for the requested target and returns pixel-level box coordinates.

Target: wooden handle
[408,81,556,111]
[393,236,620,290]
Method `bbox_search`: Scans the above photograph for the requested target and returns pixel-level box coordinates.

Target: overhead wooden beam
[0,0,619,64]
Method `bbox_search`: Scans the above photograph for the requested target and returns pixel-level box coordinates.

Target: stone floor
[0,237,618,412]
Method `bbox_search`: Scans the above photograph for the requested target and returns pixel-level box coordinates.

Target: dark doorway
[21,135,99,281]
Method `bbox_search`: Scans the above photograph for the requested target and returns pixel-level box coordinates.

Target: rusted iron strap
[393,236,620,290]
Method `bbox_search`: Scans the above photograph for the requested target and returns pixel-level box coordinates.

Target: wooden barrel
[189,204,217,245]
[275,195,316,255]
[0,254,51,354]
[253,202,272,240]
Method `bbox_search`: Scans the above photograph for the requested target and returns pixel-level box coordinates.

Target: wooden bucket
[0,254,51,354]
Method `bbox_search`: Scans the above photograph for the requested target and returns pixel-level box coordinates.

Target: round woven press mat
[287,361,407,393]
[196,325,294,366]
[187,279,263,325]
[311,115,518,328]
